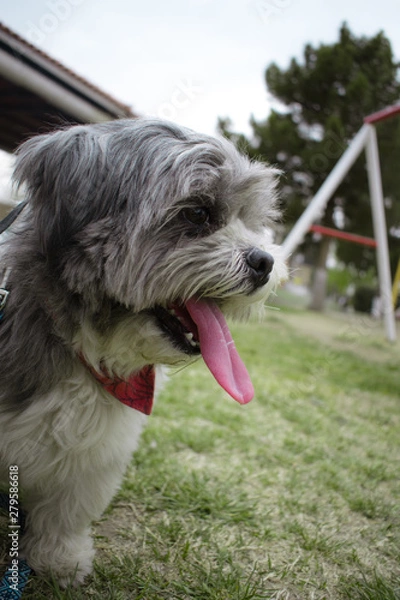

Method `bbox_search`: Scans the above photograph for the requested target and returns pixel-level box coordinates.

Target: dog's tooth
[184,332,199,348]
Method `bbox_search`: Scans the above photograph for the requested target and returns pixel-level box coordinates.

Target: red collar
[79,355,155,415]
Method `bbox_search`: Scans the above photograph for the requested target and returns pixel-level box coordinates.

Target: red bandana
[80,355,155,415]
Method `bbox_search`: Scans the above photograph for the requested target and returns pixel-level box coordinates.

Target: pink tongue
[185,298,254,405]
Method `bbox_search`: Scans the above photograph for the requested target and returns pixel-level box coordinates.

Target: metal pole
[282,124,370,259]
[365,125,397,342]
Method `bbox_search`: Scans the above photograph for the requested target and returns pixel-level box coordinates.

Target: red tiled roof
[0,22,136,117]
[0,22,139,151]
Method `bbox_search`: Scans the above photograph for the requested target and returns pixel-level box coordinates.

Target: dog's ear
[14,127,115,260]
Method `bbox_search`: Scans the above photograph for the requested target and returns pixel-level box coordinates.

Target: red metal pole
[364,104,400,124]
[309,224,377,247]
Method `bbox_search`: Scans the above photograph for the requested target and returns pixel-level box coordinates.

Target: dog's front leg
[20,459,129,587]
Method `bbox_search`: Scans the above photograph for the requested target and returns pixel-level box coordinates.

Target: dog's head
[14,119,287,405]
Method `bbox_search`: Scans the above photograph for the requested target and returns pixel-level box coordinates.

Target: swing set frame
[282,104,400,342]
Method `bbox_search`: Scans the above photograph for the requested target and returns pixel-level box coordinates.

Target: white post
[365,125,397,342]
[282,124,371,259]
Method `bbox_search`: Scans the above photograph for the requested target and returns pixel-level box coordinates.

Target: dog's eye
[182,207,210,227]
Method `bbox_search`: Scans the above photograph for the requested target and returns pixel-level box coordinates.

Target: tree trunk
[309,237,331,311]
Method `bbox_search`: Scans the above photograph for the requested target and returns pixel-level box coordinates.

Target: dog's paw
[21,530,95,587]
[52,559,94,589]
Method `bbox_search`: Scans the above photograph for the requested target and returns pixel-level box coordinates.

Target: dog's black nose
[245,248,274,287]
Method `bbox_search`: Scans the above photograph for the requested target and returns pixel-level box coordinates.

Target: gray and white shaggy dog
[0,118,287,585]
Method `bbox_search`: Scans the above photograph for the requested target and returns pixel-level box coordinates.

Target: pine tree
[219,23,400,309]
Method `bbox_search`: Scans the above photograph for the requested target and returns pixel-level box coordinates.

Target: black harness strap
[0,202,27,235]
[0,203,33,596]
[0,202,27,319]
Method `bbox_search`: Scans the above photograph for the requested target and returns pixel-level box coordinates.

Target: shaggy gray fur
[0,118,280,408]
[0,118,287,585]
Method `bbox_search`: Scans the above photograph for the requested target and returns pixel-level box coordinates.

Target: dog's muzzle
[245,247,274,288]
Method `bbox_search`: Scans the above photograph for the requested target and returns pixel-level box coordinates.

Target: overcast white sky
[1,0,400,199]
[2,0,400,136]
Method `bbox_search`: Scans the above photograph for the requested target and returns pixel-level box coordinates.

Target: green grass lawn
[2,307,400,599]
